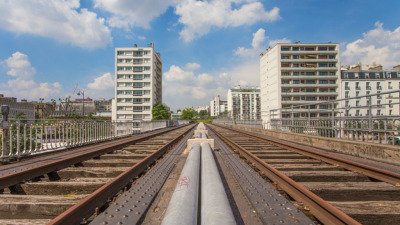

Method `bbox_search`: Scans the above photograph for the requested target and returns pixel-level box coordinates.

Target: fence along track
[0,125,185,190]
[208,124,400,225]
[0,124,194,225]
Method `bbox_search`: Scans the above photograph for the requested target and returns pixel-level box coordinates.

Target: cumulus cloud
[3,52,36,79]
[235,28,290,57]
[94,0,175,29]
[0,0,111,48]
[1,52,62,99]
[185,62,201,70]
[342,22,400,68]
[165,65,196,81]
[83,72,115,99]
[164,60,261,110]
[176,0,280,42]
[87,73,114,90]
[164,63,226,109]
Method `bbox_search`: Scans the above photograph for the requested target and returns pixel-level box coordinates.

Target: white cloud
[164,64,223,109]
[267,38,291,48]
[87,73,114,90]
[94,0,175,29]
[342,22,400,68]
[165,65,196,81]
[185,62,201,70]
[235,28,290,57]
[235,28,266,57]
[0,0,111,49]
[3,52,36,79]
[1,52,62,100]
[163,60,261,110]
[176,0,280,42]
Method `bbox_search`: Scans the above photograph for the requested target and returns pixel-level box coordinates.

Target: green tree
[180,108,195,120]
[198,110,209,119]
[152,103,171,120]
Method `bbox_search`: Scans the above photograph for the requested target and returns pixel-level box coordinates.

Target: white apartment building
[210,95,227,117]
[113,43,162,121]
[340,65,400,117]
[227,86,261,120]
[260,43,340,126]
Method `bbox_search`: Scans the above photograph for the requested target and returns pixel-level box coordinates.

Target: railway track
[208,124,400,225]
[0,124,195,225]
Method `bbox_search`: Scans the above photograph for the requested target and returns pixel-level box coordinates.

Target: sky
[0,0,400,110]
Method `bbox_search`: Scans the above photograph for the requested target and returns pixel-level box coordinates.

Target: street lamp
[77,90,85,116]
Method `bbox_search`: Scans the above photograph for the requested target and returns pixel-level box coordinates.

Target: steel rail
[212,124,400,186]
[207,124,361,225]
[48,124,196,225]
[0,125,189,190]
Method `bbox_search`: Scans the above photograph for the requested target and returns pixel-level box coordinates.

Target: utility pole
[1,105,10,160]
[77,91,85,116]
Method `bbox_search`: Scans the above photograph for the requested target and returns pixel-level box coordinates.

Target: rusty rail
[212,123,400,186]
[207,124,361,225]
[0,125,188,190]
[48,124,195,225]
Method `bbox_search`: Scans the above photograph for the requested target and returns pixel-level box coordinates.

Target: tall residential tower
[260,43,340,126]
[227,86,261,120]
[112,43,162,121]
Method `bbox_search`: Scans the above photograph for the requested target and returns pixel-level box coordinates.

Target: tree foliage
[180,108,195,120]
[152,103,171,120]
[198,110,209,119]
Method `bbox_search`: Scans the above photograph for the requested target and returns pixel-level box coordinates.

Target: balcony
[280,58,337,63]
[281,66,338,71]
[281,75,337,80]
[281,83,338,88]
[281,92,338,96]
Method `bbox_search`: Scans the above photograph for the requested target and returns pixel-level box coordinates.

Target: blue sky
[0,0,399,110]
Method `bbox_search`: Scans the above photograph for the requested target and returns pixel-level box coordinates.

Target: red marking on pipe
[177,176,190,191]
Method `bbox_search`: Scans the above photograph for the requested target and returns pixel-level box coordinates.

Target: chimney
[349,64,362,72]
[368,65,383,71]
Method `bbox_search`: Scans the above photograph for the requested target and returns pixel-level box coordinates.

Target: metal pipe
[200,142,236,225]
[161,144,201,225]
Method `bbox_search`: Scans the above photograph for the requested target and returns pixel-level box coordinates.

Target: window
[388,82,393,89]
[281,46,290,51]
[356,91,359,97]
[345,91,349,98]
[144,74,151,79]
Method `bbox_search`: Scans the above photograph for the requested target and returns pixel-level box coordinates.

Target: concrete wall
[225,124,400,165]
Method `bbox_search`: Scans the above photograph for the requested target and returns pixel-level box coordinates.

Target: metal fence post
[1,105,10,160]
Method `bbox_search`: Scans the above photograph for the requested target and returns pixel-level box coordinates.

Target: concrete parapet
[187,122,214,150]
[187,138,214,150]
[227,124,400,165]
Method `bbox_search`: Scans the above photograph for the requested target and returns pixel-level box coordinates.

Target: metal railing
[265,90,400,145]
[213,118,263,128]
[0,118,173,162]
